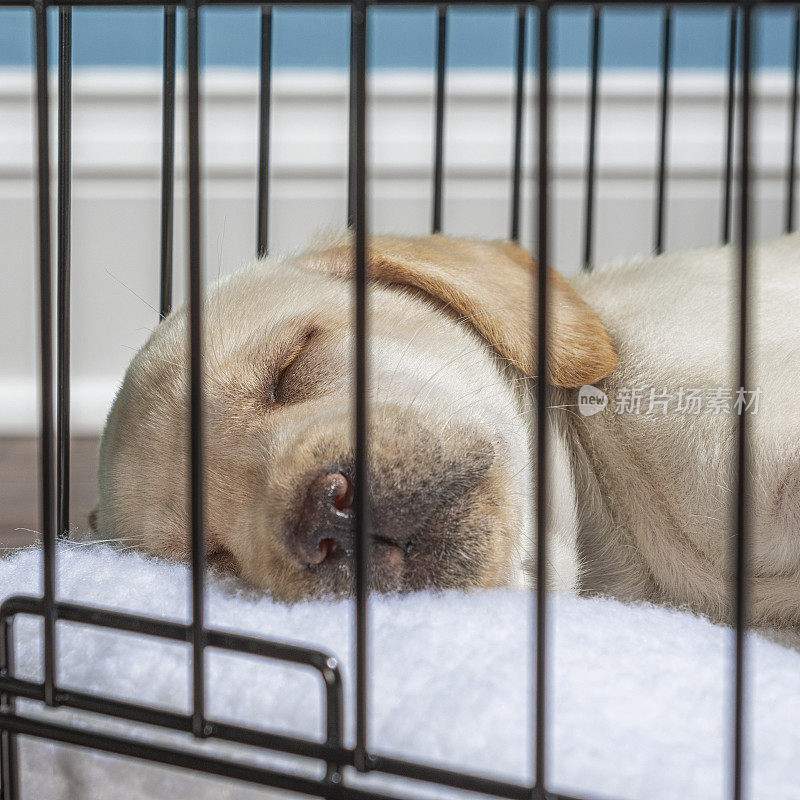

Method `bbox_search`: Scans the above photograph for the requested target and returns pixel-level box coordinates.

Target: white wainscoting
[0,68,797,433]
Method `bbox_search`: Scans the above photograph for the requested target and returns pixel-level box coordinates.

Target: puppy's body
[566,235,800,627]
[92,233,800,627]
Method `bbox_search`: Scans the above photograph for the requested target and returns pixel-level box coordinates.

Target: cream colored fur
[565,233,800,628]
[91,232,800,628]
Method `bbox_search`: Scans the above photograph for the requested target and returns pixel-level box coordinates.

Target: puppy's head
[91,235,616,599]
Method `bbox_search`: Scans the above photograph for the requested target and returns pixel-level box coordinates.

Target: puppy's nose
[293,472,354,565]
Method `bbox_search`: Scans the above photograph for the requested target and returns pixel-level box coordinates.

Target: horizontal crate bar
[0,672,544,800]
[0,673,346,765]
[0,709,591,800]
[0,711,396,800]
[0,596,342,679]
[0,595,542,799]
[369,754,530,800]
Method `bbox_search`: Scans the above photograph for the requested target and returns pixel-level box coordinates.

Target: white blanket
[0,545,798,800]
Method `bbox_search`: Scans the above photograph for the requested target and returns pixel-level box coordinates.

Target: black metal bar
[0,674,532,800]
[0,671,348,765]
[0,595,343,675]
[0,712,403,800]
[159,6,176,320]
[722,6,737,244]
[732,7,751,800]
[0,682,524,797]
[257,4,273,256]
[786,7,800,233]
[347,7,357,228]
[432,4,447,233]
[0,707,531,800]
[533,3,549,797]
[322,651,345,782]
[582,5,602,270]
[0,619,19,800]
[369,755,529,800]
[56,6,72,540]
[0,596,345,746]
[655,5,672,254]
[34,0,57,710]
[351,0,370,775]
[0,595,633,800]
[510,4,526,242]
[0,697,646,800]
[186,0,207,740]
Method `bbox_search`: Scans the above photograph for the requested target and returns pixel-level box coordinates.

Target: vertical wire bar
[186,0,207,740]
[785,8,800,234]
[347,8,357,228]
[510,4,526,242]
[0,620,19,800]
[323,658,344,783]
[655,5,672,255]
[351,0,370,775]
[722,7,737,245]
[56,7,71,540]
[533,3,549,797]
[34,0,57,710]
[732,8,751,800]
[582,6,602,271]
[257,5,272,257]
[159,6,176,320]
[432,4,447,233]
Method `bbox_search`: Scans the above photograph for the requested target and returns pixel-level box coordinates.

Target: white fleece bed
[1,545,799,800]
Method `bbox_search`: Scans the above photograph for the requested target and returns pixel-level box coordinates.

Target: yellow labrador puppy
[90,233,800,628]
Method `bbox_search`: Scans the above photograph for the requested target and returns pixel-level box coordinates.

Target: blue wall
[0,6,795,70]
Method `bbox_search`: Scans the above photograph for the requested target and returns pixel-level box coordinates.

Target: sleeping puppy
[90,233,800,628]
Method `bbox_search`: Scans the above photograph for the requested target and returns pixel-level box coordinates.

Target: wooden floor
[0,437,101,551]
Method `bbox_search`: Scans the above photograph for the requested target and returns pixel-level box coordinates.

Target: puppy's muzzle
[288,428,498,590]
[293,471,363,565]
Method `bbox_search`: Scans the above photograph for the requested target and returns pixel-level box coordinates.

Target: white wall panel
[0,68,796,432]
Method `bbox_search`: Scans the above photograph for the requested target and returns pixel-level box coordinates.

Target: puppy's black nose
[293,472,354,565]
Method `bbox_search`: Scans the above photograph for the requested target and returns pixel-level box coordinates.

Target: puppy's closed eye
[272,328,318,406]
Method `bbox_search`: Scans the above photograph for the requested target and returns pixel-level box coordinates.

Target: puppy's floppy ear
[305,234,617,387]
